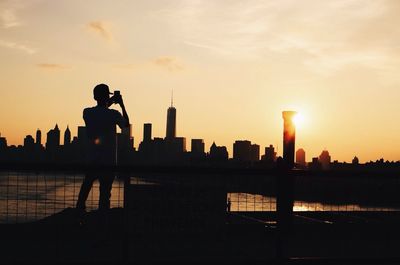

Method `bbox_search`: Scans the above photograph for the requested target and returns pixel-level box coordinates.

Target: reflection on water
[0,172,127,223]
[227,193,400,212]
[0,172,159,223]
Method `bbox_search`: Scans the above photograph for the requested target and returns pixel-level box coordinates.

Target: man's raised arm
[118,96,130,128]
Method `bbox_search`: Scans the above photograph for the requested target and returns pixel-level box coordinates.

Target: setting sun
[293,113,305,128]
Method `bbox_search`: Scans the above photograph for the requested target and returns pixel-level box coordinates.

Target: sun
[293,112,305,128]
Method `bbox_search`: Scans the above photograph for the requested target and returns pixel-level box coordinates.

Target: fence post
[122,171,130,264]
[276,165,294,262]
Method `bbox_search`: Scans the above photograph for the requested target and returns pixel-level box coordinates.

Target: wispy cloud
[153,56,183,72]
[113,64,137,69]
[37,63,68,70]
[183,40,231,54]
[87,21,114,42]
[155,0,399,74]
[1,8,20,28]
[0,39,35,54]
[112,57,185,73]
[0,0,31,29]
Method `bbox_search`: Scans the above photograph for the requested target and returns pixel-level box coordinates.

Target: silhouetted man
[76,84,129,213]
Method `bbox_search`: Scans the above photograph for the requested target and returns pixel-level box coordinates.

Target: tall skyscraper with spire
[36,129,42,146]
[64,126,71,145]
[166,92,176,139]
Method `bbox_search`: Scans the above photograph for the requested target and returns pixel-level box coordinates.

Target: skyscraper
[166,96,176,139]
[319,150,331,170]
[77,126,87,141]
[210,142,228,161]
[233,140,251,161]
[191,139,205,155]
[233,140,260,162]
[264,144,277,162]
[24,135,35,149]
[296,148,306,167]
[282,111,297,169]
[119,124,134,151]
[46,124,60,151]
[0,134,7,150]
[139,123,152,154]
[143,123,152,142]
[250,144,260,162]
[64,126,71,146]
[36,129,42,146]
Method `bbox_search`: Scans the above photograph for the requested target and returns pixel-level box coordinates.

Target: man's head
[93,84,112,105]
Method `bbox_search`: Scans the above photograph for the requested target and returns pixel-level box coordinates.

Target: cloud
[304,51,388,76]
[37,63,68,70]
[113,63,137,69]
[0,0,31,28]
[112,57,185,73]
[155,0,400,74]
[87,21,114,42]
[0,39,35,54]
[1,8,20,28]
[183,40,231,54]
[153,56,183,72]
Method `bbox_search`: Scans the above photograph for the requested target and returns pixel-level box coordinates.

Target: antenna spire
[171,89,174,107]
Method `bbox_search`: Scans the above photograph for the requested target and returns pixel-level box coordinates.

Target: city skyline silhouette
[1,98,398,169]
[2,95,398,163]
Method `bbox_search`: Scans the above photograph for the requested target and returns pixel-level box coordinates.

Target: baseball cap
[93,84,113,100]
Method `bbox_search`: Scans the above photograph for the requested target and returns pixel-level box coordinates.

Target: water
[0,172,398,223]
[227,193,399,212]
[0,171,127,223]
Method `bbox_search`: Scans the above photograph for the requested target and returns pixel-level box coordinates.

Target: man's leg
[98,173,115,210]
[95,172,115,243]
[76,172,97,211]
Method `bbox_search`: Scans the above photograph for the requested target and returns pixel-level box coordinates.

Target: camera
[109,90,122,105]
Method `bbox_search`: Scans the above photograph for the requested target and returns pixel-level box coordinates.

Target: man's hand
[116,94,123,106]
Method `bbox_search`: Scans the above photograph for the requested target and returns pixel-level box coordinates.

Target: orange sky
[1,0,400,162]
